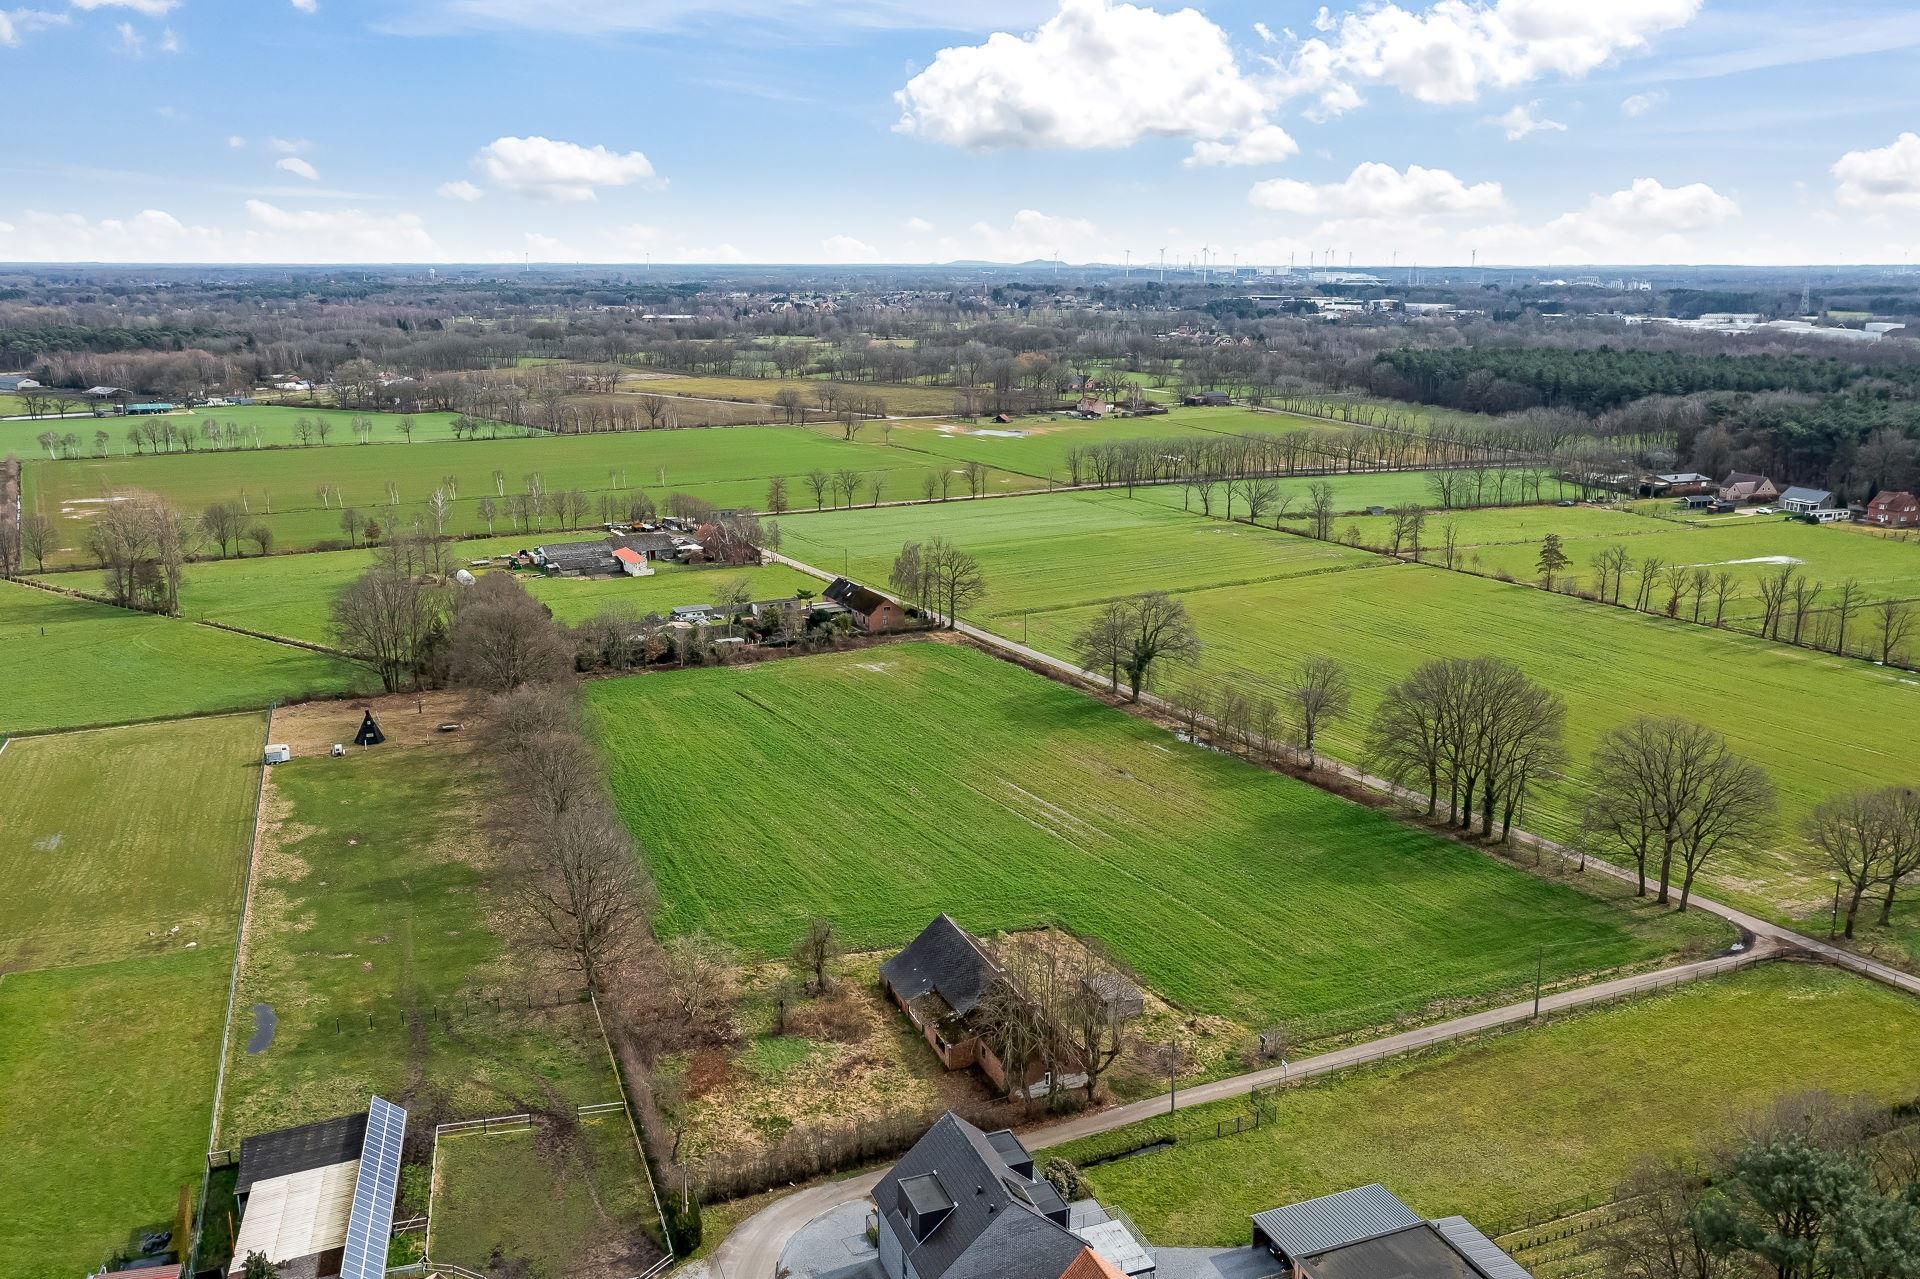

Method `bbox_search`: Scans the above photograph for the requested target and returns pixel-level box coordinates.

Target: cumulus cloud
[0,202,441,262]
[437,179,484,201]
[1832,133,1920,211]
[227,134,247,148]
[955,208,1105,262]
[291,0,317,10]
[1620,89,1666,117]
[820,234,880,263]
[894,0,1267,150]
[276,156,319,181]
[1489,101,1565,141]
[474,135,656,202]
[604,223,660,257]
[1270,0,1702,118]
[905,216,934,234]
[71,0,177,13]
[1249,162,1505,219]
[1528,177,1738,256]
[1184,123,1300,168]
[269,137,311,154]
[1,10,71,46]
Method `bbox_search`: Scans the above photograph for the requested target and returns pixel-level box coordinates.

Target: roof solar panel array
[339,1095,407,1279]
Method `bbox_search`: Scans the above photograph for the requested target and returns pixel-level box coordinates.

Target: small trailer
[263,744,292,765]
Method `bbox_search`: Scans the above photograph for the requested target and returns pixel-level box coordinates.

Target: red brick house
[824,577,910,632]
[1866,491,1920,528]
[1718,472,1780,504]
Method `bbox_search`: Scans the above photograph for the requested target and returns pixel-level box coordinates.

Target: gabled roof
[877,1113,1083,1279]
[1721,471,1770,487]
[537,540,616,570]
[823,576,894,616]
[881,914,1002,1018]
[1869,491,1918,510]
[612,546,643,564]
[237,1111,369,1195]
[1252,1184,1423,1260]
[1779,486,1834,505]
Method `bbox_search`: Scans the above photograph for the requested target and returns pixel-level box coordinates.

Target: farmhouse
[880,915,1083,1099]
[1865,491,1920,528]
[1251,1184,1527,1279]
[228,1096,406,1279]
[1779,486,1836,515]
[1718,472,1780,504]
[1183,391,1232,406]
[824,576,910,632]
[534,540,619,575]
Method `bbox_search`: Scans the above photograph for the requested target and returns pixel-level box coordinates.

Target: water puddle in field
[246,1002,277,1054]
[972,428,1028,437]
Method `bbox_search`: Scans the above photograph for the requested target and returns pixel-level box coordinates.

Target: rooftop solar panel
[339,1095,407,1279]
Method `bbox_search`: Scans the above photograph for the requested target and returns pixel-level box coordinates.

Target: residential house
[1718,472,1780,504]
[824,577,909,632]
[1251,1184,1529,1279]
[1779,486,1836,515]
[876,1112,1131,1279]
[1074,398,1113,419]
[228,1096,406,1279]
[534,540,618,575]
[612,546,654,577]
[1182,391,1232,406]
[880,915,1083,1099]
[1865,491,1920,528]
[1642,472,1716,498]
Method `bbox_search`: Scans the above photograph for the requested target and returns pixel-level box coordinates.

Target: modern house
[876,1112,1138,1279]
[1718,472,1780,504]
[228,1096,406,1279]
[824,577,910,632]
[1251,1184,1528,1279]
[1865,491,1920,528]
[1779,486,1836,515]
[1642,472,1716,497]
[880,915,1084,1099]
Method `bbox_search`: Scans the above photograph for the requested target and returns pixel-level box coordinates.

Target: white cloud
[905,216,934,234]
[0,202,441,262]
[1489,101,1565,141]
[269,137,311,154]
[474,135,656,202]
[1833,133,1920,211]
[820,233,880,263]
[604,223,660,257]
[276,156,320,181]
[114,20,140,52]
[291,0,317,10]
[227,134,247,148]
[71,0,177,13]
[1271,0,1702,118]
[1620,89,1666,117]
[157,23,177,50]
[1249,162,1505,218]
[954,208,1105,262]
[674,242,747,263]
[436,179,484,201]
[1184,123,1300,168]
[522,231,574,260]
[894,0,1267,150]
[1530,177,1738,255]
[1,10,69,46]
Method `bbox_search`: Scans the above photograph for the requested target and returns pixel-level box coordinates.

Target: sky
[0,0,1917,266]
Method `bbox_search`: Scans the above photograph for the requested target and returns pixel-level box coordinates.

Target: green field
[875,406,1317,482]
[626,373,962,417]
[430,1118,659,1278]
[0,580,367,734]
[525,561,821,626]
[1057,964,1920,1245]
[23,422,1038,559]
[0,715,263,1279]
[585,644,1722,1035]
[219,730,630,1144]
[9,406,527,460]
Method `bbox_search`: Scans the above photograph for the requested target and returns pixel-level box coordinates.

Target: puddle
[246,1002,277,1054]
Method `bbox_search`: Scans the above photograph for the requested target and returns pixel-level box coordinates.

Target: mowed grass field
[23,422,1039,559]
[0,715,263,1279]
[877,406,1317,482]
[1056,964,1920,1245]
[1019,559,1920,951]
[2,406,525,461]
[220,712,630,1145]
[585,644,1722,1034]
[0,580,367,733]
[624,373,962,417]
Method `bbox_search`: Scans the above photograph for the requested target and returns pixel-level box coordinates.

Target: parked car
[1754,506,1775,515]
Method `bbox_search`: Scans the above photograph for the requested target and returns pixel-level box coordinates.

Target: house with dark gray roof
[876,1112,1086,1279]
[1250,1184,1529,1279]
[824,576,909,632]
[1779,485,1836,514]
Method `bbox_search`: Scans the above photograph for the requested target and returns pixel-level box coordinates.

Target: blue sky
[1,0,1917,264]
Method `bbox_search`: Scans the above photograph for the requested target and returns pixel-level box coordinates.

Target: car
[1754,506,1775,515]
[1555,499,1577,507]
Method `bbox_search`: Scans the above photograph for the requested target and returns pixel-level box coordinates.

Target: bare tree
[791,918,841,995]
[1306,480,1336,540]
[19,510,61,572]
[804,468,831,510]
[245,523,274,557]
[516,803,648,993]
[1805,789,1905,938]
[925,537,986,628]
[1874,599,1914,667]
[1590,716,1774,908]
[662,933,737,1029]
[1074,592,1201,702]
[766,475,789,514]
[1593,1158,1735,1279]
[448,572,573,692]
[329,561,448,691]
[1285,654,1350,766]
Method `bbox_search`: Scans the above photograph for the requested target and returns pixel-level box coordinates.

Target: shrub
[1042,1156,1086,1201]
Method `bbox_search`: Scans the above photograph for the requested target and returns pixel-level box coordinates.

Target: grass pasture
[23,423,1039,559]
[1057,964,1920,1245]
[585,643,1723,1034]
[0,714,263,1279]
[875,406,1316,483]
[622,373,963,417]
[0,579,367,734]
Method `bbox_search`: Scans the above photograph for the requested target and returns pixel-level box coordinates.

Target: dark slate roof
[823,576,892,616]
[236,1111,368,1194]
[880,915,1001,1019]
[1253,1184,1423,1260]
[1301,1224,1479,1279]
[877,1112,1083,1279]
[1779,486,1834,506]
[1430,1218,1536,1279]
[986,1128,1034,1172]
[618,532,680,554]
[537,540,616,570]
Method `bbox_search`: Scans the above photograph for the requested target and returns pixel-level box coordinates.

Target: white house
[613,546,654,577]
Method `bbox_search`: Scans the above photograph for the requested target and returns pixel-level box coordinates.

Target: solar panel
[340,1095,407,1279]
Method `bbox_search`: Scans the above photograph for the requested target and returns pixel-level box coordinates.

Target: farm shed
[1250,1184,1530,1279]
[229,1097,406,1279]
[612,546,654,577]
[535,540,618,576]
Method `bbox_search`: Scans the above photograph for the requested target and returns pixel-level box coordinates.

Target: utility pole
[1532,945,1543,1018]
[1830,879,1842,938]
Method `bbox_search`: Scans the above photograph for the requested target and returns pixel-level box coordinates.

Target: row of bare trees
[888,538,986,627]
[1805,787,1920,939]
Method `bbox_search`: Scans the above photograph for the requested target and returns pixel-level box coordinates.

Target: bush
[1042,1156,1086,1201]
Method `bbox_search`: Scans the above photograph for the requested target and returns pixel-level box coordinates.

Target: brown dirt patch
[269,689,482,757]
